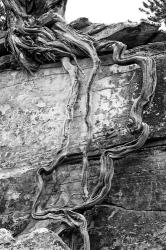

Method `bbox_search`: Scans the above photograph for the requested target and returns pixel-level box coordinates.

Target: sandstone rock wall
[1,40,166,249]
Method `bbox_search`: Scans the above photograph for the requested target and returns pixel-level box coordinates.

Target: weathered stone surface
[70,19,165,49]
[0,45,166,230]
[0,54,135,173]
[87,205,166,250]
[2,142,166,246]
[0,228,70,249]
[0,228,15,246]
[0,44,166,174]
[1,39,166,248]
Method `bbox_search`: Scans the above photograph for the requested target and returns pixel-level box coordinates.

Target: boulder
[70,19,166,49]
[0,228,70,250]
[0,228,15,247]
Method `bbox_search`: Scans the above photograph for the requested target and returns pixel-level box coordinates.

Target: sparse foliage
[139,0,166,23]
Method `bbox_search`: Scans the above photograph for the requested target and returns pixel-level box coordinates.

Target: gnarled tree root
[1,1,157,248]
[31,43,157,250]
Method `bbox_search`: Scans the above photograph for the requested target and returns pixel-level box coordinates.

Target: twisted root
[31,43,157,250]
[2,1,157,248]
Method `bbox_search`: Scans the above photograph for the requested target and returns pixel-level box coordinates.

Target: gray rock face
[70,19,165,49]
[0,228,70,250]
[0,228,15,246]
[1,19,166,249]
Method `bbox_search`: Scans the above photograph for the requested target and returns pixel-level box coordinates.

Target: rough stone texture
[70,19,166,49]
[1,21,166,249]
[87,205,166,250]
[0,54,138,172]
[0,228,70,249]
[1,43,166,174]
[0,228,15,246]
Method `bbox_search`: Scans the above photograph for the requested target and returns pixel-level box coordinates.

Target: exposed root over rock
[2,0,157,249]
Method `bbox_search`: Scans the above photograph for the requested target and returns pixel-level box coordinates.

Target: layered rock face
[1,20,166,249]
